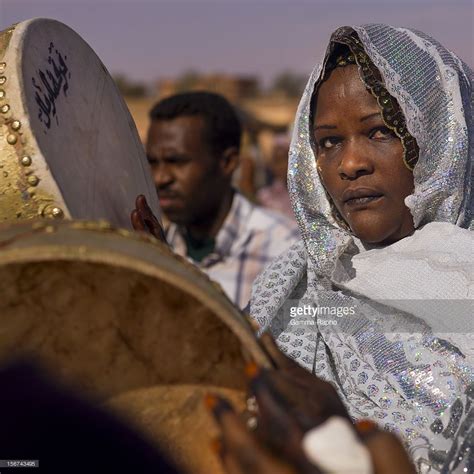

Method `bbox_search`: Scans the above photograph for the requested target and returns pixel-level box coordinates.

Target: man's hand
[131,195,167,244]
[205,393,319,474]
[258,332,349,430]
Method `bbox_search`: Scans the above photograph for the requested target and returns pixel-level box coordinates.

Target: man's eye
[318,137,339,149]
[370,126,395,139]
[166,158,187,165]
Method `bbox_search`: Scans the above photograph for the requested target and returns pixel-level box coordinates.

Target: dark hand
[256,335,416,473]
[206,334,416,474]
[205,393,320,474]
[258,332,349,430]
[356,421,416,474]
[131,194,167,243]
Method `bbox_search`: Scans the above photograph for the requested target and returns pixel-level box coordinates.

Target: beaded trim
[310,29,419,171]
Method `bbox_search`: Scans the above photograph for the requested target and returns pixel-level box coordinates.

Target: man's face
[146,116,227,226]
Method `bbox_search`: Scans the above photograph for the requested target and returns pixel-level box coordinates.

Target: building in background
[157,74,259,104]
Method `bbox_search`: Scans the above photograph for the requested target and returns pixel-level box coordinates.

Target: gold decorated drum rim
[0,20,70,222]
[0,18,160,227]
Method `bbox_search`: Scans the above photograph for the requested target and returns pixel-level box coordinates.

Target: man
[145,91,298,308]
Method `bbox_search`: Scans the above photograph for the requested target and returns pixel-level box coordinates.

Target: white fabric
[342,223,474,364]
[302,417,373,474]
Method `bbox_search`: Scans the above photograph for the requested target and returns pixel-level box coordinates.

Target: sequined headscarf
[289,25,472,276]
[251,25,473,473]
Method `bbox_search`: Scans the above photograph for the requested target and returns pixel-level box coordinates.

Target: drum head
[0,19,159,227]
[0,220,270,398]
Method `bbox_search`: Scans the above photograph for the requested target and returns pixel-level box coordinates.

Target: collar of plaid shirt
[165,192,252,267]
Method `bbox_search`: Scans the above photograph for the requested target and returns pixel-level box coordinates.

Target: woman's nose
[337,141,374,180]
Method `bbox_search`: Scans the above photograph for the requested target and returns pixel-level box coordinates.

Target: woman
[250,25,473,472]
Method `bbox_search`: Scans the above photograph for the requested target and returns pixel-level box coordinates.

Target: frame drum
[0,220,270,472]
[0,19,159,228]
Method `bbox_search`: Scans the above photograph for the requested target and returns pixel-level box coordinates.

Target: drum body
[0,220,269,472]
[0,220,269,396]
[0,19,159,228]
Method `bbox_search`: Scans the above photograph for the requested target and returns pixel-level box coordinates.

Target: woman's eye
[318,137,339,149]
[370,126,395,139]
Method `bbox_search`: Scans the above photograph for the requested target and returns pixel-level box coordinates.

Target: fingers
[254,374,303,444]
[131,195,148,232]
[130,209,145,232]
[244,314,260,333]
[355,420,417,474]
[136,194,153,224]
[132,195,167,243]
[243,367,310,466]
[244,359,350,438]
[204,394,298,474]
[135,194,147,210]
[256,334,350,428]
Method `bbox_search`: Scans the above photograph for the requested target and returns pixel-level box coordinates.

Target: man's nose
[337,140,374,180]
[154,164,174,188]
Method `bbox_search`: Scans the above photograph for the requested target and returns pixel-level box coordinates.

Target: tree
[176,70,200,92]
[113,74,148,98]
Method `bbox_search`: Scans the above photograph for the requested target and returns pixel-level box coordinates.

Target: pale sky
[1,0,472,84]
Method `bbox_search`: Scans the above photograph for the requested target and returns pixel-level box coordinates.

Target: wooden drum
[0,220,270,472]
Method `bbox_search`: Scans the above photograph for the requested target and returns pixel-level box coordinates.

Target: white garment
[339,223,474,363]
[302,417,373,474]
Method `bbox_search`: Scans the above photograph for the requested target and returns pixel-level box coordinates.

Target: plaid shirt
[166,193,299,308]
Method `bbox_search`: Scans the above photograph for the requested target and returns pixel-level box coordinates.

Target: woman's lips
[342,187,384,208]
[344,195,383,207]
[342,187,383,209]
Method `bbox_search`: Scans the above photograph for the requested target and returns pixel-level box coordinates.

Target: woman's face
[313,65,415,245]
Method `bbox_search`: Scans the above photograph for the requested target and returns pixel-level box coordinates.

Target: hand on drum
[258,333,350,430]
[131,194,167,243]
[205,332,416,474]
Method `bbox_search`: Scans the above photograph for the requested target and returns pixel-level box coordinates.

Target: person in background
[257,133,295,220]
[145,92,298,308]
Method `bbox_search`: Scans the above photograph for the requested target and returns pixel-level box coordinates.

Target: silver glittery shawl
[250,25,473,473]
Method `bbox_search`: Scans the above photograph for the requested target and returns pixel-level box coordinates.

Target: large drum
[0,18,267,473]
[0,18,159,228]
[0,220,270,472]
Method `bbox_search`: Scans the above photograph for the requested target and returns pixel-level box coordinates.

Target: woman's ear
[220,147,240,177]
